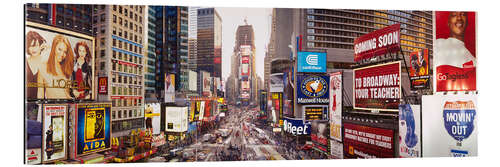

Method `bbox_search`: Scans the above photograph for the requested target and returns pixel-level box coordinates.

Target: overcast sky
[215,7,272,82]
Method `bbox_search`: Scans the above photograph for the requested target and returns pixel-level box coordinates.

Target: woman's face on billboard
[55,42,67,63]
[78,45,87,59]
[28,40,41,56]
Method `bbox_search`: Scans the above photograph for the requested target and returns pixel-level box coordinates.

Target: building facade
[93,5,147,137]
[144,6,157,102]
[26,3,93,36]
[197,8,222,78]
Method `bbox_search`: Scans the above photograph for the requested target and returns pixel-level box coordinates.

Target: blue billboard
[282,117,311,135]
[76,103,111,156]
[296,74,330,104]
[297,52,327,73]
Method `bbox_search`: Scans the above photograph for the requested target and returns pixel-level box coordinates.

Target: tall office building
[144,6,157,102]
[153,6,189,97]
[93,5,147,137]
[197,8,222,78]
[188,7,201,72]
[25,3,93,36]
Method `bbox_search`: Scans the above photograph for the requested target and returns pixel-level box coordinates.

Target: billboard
[272,92,283,126]
[282,117,311,135]
[98,77,108,94]
[75,103,111,156]
[241,80,250,91]
[270,73,284,92]
[434,11,476,92]
[354,23,401,62]
[297,52,327,73]
[42,104,67,162]
[329,72,343,141]
[422,94,477,157]
[241,64,249,76]
[399,104,421,158]
[25,22,95,100]
[343,123,395,158]
[188,70,197,91]
[311,121,330,154]
[297,74,330,104]
[241,56,250,64]
[202,71,211,96]
[165,107,189,132]
[353,61,401,111]
[303,105,328,121]
[145,103,161,135]
[198,101,205,121]
[330,140,344,159]
[409,49,430,90]
[165,74,175,103]
[240,45,251,55]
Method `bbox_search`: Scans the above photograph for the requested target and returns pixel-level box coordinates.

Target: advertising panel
[343,123,395,158]
[271,92,283,126]
[241,64,249,76]
[202,71,211,96]
[399,104,421,158]
[434,11,476,92]
[422,94,477,157]
[25,102,42,164]
[240,45,251,56]
[409,49,430,90]
[303,105,328,121]
[297,74,330,104]
[42,104,67,162]
[75,103,111,156]
[241,56,249,64]
[26,148,42,165]
[270,73,284,92]
[25,22,95,100]
[188,70,197,91]
[198,101,205,121]
[165,74,175,103]
[330,140,344,159]
[241,80,250,91]
[353,61,401,111]
[165,107,189,132]
[145,103,161,135]
[329,72,342,141]
[98,77,108,94]
[311,121,330,154]
[353,23,401,62]
[297,52,327,73]
[282,117,311,135]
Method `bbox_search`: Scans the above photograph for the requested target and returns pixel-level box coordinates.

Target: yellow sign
[217,98,224,103]
[145,113,160,118]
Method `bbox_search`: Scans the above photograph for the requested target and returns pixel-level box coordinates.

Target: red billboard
[353,61,401,111]
[343,123,395,158]
[354,24,401,62]
[434,11,476,92]
[241,56,249,64]
[98,77,107,94]
[409,49,430,90]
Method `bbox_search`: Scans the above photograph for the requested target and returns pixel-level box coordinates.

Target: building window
[100,62,105,70]
[112,62,116,70]
[113,15,116,23]
[100,14,105,22]
[119,17,122,26]
[124,8,128,16]
[100,50,105,58]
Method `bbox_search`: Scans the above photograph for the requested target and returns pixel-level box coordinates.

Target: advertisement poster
[25,22,95,100]
[303,105,328,121]
[270,73,284,92]
[25,103,42,164]
[165,107,189,132]
[434,11,476,92]
[353,23,401,62]
[98,77,108,94]
[199,101,205,121]
[311,121,330,154]
[202,71,211,96]
[409,49,430,90]
[241,56,249,64]
[165,74,175,103]
[297,74,330,104]
[422,94,477,157]
[188,70,197,91]
[330,140,344,159]
[399,104,421,158]
[282,117,311,135]
[297,52,327,73]
[343,123,395,158]
[42,104,67,162]
[75,103,111,156]
[353,61,401,111]
[272,92,283,126]
[25,148,42,165]
[240,45,251,55]
[145,103,161,135]
[329,72,343,141]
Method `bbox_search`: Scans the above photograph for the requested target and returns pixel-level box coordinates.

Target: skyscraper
[25,3,93,36]
[144,6,157,102]
[196,8,222,78]
[93,5,147,137]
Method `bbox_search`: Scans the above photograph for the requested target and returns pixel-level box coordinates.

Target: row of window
[111,73,142,85]
[113,5,143,22]
[111,98,143,108]
[111,119,144,132]
[113,15,143,36]
[112,50,143,64]
[112,38,143,55]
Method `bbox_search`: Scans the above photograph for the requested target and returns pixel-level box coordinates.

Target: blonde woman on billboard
[38,35,74,99]
[26,31,47,99]
[70,41,92,99]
